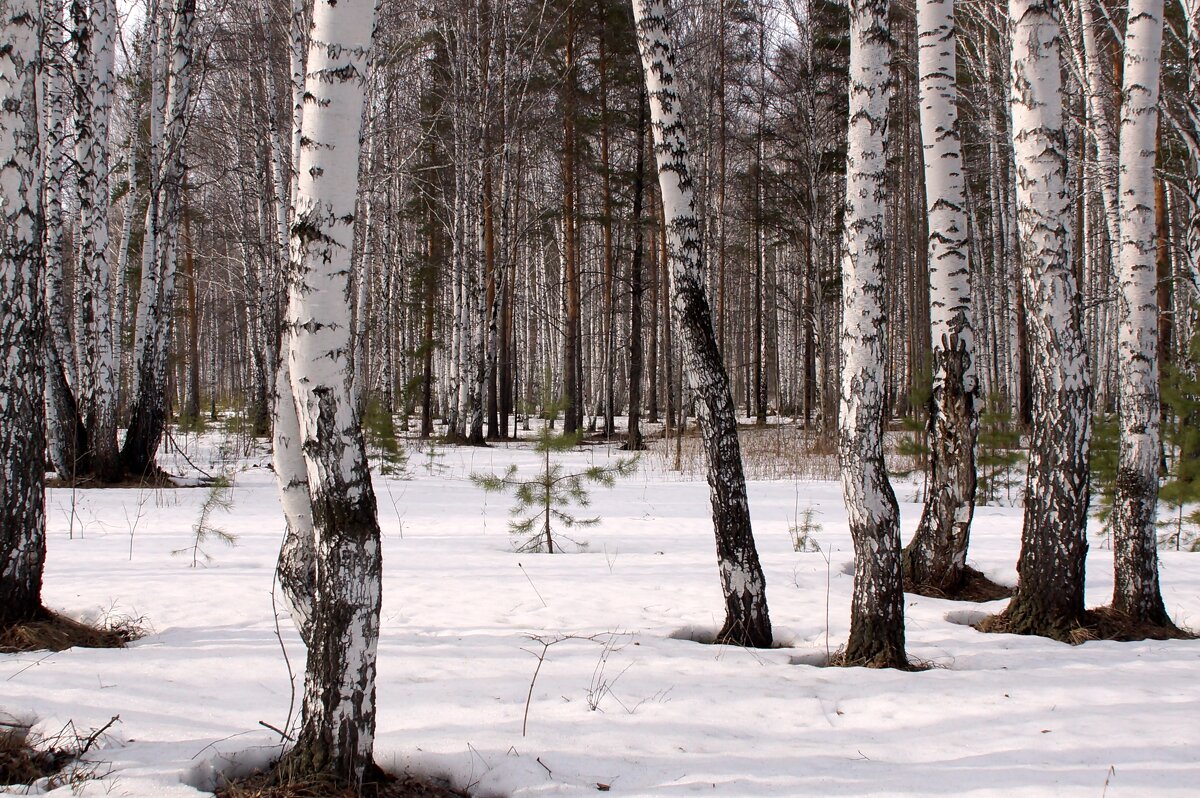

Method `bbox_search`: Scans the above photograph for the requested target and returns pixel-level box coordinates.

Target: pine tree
[473,403,637,553]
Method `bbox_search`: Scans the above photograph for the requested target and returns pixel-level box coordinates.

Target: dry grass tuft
[216,767,469,798]
[976,607,1195,644]
[905,566,1014,603]
[0,610,143,653]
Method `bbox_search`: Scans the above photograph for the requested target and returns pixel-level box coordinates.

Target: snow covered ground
[4,427,1198,797]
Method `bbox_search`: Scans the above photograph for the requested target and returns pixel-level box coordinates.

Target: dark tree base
[0,609,137,653]
[978,607,1194,644]
[713,617,773,649]
[904,565,1013,603]
[219,759,466,798]
[830,644,916,671]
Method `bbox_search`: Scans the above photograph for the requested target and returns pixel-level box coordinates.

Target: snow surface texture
[4,430,1198,797]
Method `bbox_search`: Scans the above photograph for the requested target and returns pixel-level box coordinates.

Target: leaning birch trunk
[277,0,383,784]
[271,0,316,638]
[632,0,772,648]
[838,0,907,668]
[71,0,120,480]
[902,0,979,595]
[1111,0,1173,627]
[121,0,195,476]
[997,0,1092,641]
[0,0,47,627]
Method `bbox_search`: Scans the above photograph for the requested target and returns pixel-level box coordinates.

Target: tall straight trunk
[1000,0,1092,641]
[1184,0,1200,298]
[599,32,617,439]
[71,0,119,480]
[633,0,772,648]
[1110,0,1172,626]
[1,0,45,627]
[626,86,648,452]
[183,203,201,424]
[279,0,383,784]
[903,0,979,593]
[838,0,906,668]
[648,222,660,423]
[1079,0,1121,271]
[43,40,85,479]
[561,8,581,434]
[660,199,675,433]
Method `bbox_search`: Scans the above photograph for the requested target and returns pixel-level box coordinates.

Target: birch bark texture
[71,0,119,479]
[1001,0,1092,641]
[903,0,979,594]
[1111,0,1172,626]
[0,0,46,626]
[631,0,773,648]
[279,0,383,784]
[838,0,907,667]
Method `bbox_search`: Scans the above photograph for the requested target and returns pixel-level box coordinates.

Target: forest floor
[3,421,1198,796]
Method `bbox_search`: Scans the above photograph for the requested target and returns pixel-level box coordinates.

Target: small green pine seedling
[174,475,236,567]
[1090,413,1119,548]
[976,394,1025,506]
[790,506,824,553]
[1159,325,1200,551]
[472,401,638,553]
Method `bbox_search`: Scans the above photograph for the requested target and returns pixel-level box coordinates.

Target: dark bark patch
[0,609,140,653]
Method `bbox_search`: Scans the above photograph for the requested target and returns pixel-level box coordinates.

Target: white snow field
[3,429,1198,797]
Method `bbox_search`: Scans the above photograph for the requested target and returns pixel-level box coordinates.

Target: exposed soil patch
[0,609,140,653]
[976,607,1196,644]
[216,767,469,798]
[905,566,1014,603]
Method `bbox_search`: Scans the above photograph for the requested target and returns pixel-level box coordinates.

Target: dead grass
[905,566,1014,603]
[0,715,118,789]
[0,609,143,654]
[976,608,1196,644]
[216,768,469,798]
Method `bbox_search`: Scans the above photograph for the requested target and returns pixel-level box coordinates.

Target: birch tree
[838,0,907,667]
[276,0,383,785]
[997,0,1092,641]
[903,0,979,595]
[122,0,196,476]
[71,0,120,480]
[0,0,46,627]
[632,0,773,648]
[1110,0,1174,627]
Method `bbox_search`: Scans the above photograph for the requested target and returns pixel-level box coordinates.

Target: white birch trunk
[1111,0,1172,626]
[904,0,979,593]
[632,0,773,648]
[72,0,119,478]
[282,0,382,782]
[837,0,906,667]
[1002,0,1093,640]
[0,0,47,625]
[1183,0,1200,296]
[1079,0,1121,269]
